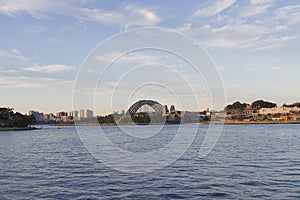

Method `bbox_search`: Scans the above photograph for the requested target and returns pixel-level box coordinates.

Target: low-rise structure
[258,106,300,115]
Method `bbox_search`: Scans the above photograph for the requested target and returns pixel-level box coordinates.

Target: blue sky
[1,0,300,115]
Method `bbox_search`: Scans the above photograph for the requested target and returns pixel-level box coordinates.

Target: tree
[251,100,276,110]
[0,107,14,127]
[0,107,35,128]
[225,101,248,114]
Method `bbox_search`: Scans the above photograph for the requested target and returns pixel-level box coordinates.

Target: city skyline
[17,99,300,124]
[11,98,300,117]
[1,0,300,114]
[29,108,94,123]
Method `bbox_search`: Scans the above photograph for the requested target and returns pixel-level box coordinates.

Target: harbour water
[0,124,299,199]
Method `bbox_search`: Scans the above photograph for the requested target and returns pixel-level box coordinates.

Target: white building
[259,106,300,115]
[79,109,85,120]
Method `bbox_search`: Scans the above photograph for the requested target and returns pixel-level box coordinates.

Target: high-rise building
[28,110,44,122]
[85,109,93,119]
[79,109,85,120]
[69,111,79,120]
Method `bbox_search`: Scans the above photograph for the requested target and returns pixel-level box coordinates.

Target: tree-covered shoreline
[0,107,35,128]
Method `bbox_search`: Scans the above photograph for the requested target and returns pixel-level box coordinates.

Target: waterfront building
[259,106,300,115]
[79,109,85,120]
[56,112,68,118]
[243,105,253,115]
[85,109,94,119]
[61,116,73,122]
[69,111,79,120]
[43,114,49,122]
[48,113,56,121]
[28,110,44,122]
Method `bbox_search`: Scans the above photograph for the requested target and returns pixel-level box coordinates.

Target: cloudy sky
[1,0,300,115]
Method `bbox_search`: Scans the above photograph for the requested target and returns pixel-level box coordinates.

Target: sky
[1,0,300,115]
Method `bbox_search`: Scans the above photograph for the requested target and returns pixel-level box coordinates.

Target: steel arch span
[126,100,163,115]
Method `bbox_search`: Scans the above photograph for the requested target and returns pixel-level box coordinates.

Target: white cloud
[124,5,161,26]
[95,52,159,64]
[180,3,298,51]
[0,1,161,27]
[0,0,72,19]
[77,5,161,28]
[0,66,20,73]
[193,0,236,17]
[176,23,193,32]
[0,75,73,88]
[275,4,300,25]
[0,49,26,60]
[207,25,297,50]
[249,0,274,5]
[23,64,74,73]
[77,8,123,24]
[249,35,297,51]
[242,0,274,17]
[203,22,297,50]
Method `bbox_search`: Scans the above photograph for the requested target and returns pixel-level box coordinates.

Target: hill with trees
[251,100,276,110]
[283,102,300,108]
[225,101,249,114]
[225,100,277,114]
[0,107,35,128]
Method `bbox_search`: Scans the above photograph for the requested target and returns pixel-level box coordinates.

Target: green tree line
[0,107,35,128]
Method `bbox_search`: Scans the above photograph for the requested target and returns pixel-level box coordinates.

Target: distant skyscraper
[69,111,79,120]
[79,109,85,120]
[28,110,44,122]
[85,109,93,119]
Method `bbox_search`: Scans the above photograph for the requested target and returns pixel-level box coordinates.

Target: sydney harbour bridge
[126,99,164,115]
[114,99,192,124]
[115,99,166,125]
[112,99,186,124]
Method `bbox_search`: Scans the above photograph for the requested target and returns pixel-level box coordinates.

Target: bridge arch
[126,100,163,115]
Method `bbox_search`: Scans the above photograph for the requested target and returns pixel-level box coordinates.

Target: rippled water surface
[0,124,299,199]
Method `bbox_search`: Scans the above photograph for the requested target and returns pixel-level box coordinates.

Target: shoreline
[48,120,300,126]
[2,121,299,129]
[221,120,300,125]
[0,127,40,131]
